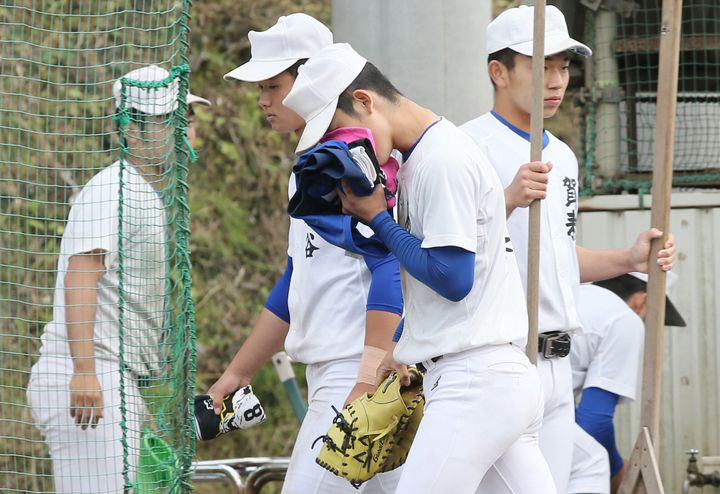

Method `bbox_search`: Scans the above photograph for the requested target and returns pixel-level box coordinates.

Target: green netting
[0,2,196,493]
[581,1,720,194]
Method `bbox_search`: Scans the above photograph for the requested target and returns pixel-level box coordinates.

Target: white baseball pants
[534,354,576,493]
[395,344,556,494]
[567,423,610,494]
[281,356,401,494]
[27,355,148,493]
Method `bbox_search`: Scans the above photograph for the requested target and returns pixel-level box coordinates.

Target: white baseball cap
[628,271,686,327]
[487,5,592,58]
[283,43,366,154]
[224,13,333,82]
[113,65,179,116]
[187,92,211,106]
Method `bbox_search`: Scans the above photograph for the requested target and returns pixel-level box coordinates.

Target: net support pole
[618,0,683,492]
[526,0,546,365]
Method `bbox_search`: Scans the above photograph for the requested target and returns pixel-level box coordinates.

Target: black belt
[538,331,571,359]
[416,355,442,374]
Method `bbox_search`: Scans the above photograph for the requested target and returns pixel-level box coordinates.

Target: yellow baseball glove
[314,367,425,488]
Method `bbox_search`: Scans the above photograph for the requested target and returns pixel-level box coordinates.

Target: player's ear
[351,89,374,115]
[488,60,509,89]
[627,290,648,316]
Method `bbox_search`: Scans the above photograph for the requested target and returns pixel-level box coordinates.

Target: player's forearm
[577,245,634,283]
[65,275,100,374]
[223,308,289,382]
[504,189,519,218]
[356,310,400,386]
[364,310,401,350]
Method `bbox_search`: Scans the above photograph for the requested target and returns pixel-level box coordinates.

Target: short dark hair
[285,59,307,78]
[593,274,647,302]
[488,48,519,72]
[487,48,520,88]
[336,62,402,116]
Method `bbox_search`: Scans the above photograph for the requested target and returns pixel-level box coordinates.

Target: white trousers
[396,344,556,494]
[567,424,610,494]
[27,355,148,494]
[281,356,401,494]
[533,354,576,493]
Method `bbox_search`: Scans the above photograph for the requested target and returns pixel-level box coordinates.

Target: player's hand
[629,228,675,273]
[376,349,410,387]
[504,161,553,216]
[69,372,103,430]
[343,382,376,408]
[337,180,387,224]
[610,459,628,494]
[207,372,249,416]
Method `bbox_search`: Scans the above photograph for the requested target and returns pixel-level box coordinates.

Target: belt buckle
[540,332,571,359]
[415,355,442,374]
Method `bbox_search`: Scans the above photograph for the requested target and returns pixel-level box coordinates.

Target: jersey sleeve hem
[582,376,636,403]
[420,234,476,253]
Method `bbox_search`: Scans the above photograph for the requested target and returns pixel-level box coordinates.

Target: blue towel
[289,139,390,258]
[288,139,380,216]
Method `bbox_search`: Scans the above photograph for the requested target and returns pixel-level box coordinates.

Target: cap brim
[509,35,592,58]
[664,297,686,327]
[224,59,298,82]
[295,98,338,154]
[187,93,211,106]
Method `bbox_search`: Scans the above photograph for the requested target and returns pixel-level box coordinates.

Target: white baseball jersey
[284,175,373,364]
[38,160,168,378]
[571,284,645,403]
[462,112,582,334]
[394,118,528,365]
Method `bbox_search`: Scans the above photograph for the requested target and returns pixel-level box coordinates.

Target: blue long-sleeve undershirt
[392,318,404,343]
[264,256,293,323]
[363,253,403,315]
[575,386,624,476]
[369,211,475,302]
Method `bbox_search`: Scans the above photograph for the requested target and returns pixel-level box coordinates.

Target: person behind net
[27,65,208,493]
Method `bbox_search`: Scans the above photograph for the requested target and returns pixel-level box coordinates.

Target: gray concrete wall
[331,0,492,126]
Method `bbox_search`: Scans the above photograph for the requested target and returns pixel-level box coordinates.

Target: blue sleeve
[369,211,474,302]
[264,256,292,323]
[392,318,404,342]
[363,253,403,315]
[575,387,624,476]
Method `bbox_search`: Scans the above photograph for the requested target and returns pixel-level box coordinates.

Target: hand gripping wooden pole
[618,1,683,493]
[526,0,546,365]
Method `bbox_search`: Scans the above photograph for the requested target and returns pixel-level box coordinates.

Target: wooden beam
[615,35,720,53]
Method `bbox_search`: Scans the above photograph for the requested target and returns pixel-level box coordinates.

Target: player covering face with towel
[209,14,403,494]
[283,42,556,494]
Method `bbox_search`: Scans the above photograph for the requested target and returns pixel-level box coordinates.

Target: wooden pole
[640,0,682,445]
[618,0,682,492]
[526,0,545,365]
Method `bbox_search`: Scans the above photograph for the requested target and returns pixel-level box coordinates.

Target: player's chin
[270,122,294,134]
[543,106,561,119]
